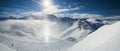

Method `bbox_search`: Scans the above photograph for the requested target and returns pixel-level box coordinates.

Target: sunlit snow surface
[69,21,120,51]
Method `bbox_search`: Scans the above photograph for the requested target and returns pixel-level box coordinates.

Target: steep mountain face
[60,18,105,42]
[68,21,120,51]
[78,18,105,31]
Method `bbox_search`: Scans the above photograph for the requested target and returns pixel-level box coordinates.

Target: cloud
[70,13,103,19]
[0,19,71,41]
[32,0,81,14]
[0,12,22,17]
[54,13,71,17]
[0,20,47,41]
[0,7,28,17]
[54,14,66,17]
[22,11,48,18]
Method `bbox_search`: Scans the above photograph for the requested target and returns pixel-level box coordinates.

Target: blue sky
[0,0,120,17]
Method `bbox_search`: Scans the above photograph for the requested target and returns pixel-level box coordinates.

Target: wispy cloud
[0,12,22,17]
[70,13,103,19]
[32,0,81,14]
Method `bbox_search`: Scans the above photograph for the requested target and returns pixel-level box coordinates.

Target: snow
[60,19,105,42]
[0,43,15,51]
[69,21,120,51]
[60,21,92,42]
[0,18,119,51]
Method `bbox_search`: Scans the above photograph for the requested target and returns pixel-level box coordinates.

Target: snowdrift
[69,21,120,51]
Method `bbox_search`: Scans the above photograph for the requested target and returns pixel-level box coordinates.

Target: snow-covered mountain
[68,21,120,51]
[60,18,105,42]
[0,14,120,51]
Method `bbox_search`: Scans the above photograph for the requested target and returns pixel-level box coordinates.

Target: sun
[41,0,59,14]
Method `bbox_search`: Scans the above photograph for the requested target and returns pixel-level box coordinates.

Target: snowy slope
[0,43,15,51]
[60,19,104,42]
[60,21,91,42]
[68,21,120,51]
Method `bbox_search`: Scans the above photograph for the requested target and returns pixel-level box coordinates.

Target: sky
[0,0,120,17]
